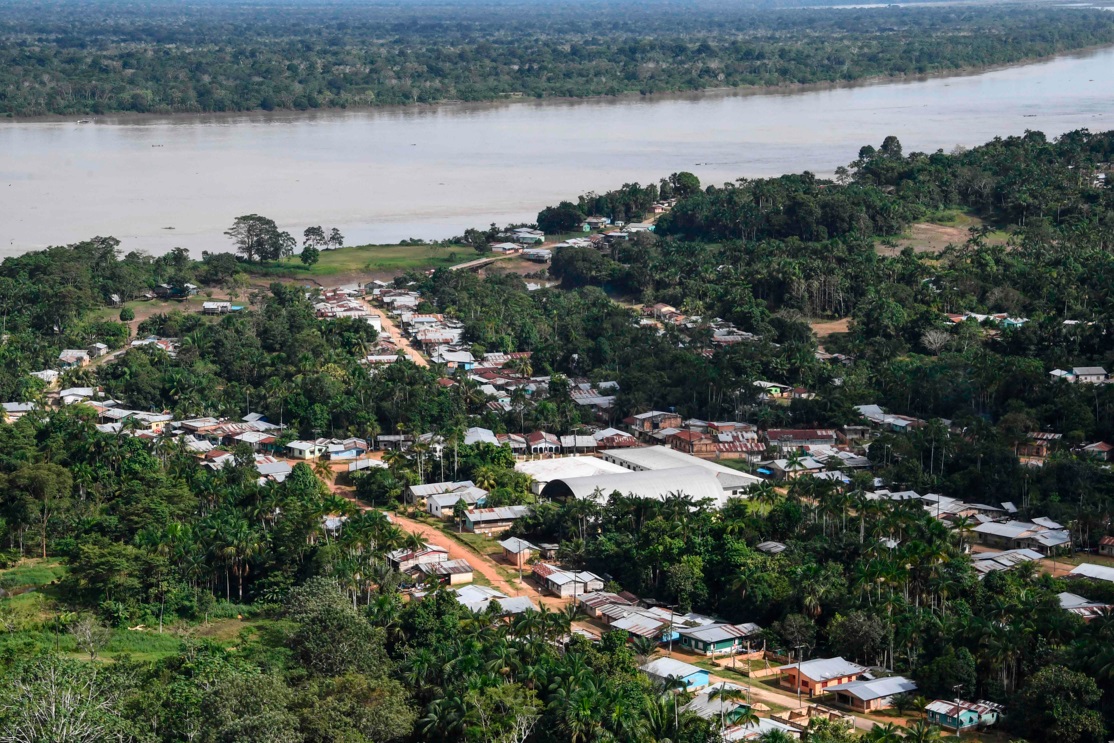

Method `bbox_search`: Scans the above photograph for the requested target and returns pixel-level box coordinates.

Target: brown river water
[2,46,1114,258]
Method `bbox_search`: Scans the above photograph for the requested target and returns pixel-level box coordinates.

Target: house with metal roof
[427,487,487,519]
[781,657,865,697]
[498,537,539,568]
[972,520,1071,554]
[641,657,710,691]
[417,558,474,585]
[826,676,917,712]
[925,699,1002,730]
[682,682,751,723]
[387,543,448,573]
[678,623,763,656]
[969,548,1043,577]
[756,541,788,555]
[451,585,537,615]
[1069,563,1114,583]
[464,505,532,535]
[531,563,603,597]
[1058,592,1111,621]
[405,480,477,506]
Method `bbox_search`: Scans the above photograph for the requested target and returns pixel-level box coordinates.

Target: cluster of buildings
[311,286,382,332]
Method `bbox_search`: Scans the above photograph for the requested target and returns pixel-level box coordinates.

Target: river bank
[8,43,1114,127]
[3,45,1114,259]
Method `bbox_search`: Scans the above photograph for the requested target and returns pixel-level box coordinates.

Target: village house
[681,683,752,726]
[640,657,710,691]
[387,543,449,573]
[450,585,537,615]
[416,558,474,586]
[1049,366,1109,384]
[203,301,233,315]
[427,486,487,519]
[925,700,1002,730]
[58,349,91,369]
[286,440,328,460]
[88,342,110,358]
[531,563,604,597]
[781,657,865,697]
[576,591,639,618]
[665,430,719,456]
[1069,563,1114,583]
[624,410,684,434]
[1099,535,1114,557]
[1059,592,1112,621]
[763,457,826,481]
[405,480,478,507]
[1,402,36,423]
[1018,431,1062,459]
[854,404,926,433]
[764,429,839,450]
[677,622,762,657]
[498,536,538,568]
[464,505,532,535]
[826,676,917,713]
[1081,441,1114,462]
[525,431,561,455]
[971,519,1071,554]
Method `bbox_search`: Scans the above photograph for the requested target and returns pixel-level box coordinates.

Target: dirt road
[357,297,429,367]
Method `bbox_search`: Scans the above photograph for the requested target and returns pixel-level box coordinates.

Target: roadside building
[387,543,449,573]
[417,558,474,585]
[498,537,539,568]
[531,563,603,597]
[641,657,710,691]
[463,505,532,535]
[781,657,865,697]
[826,677,917,713]
[677,623,762,657]
[925,700,1002,730]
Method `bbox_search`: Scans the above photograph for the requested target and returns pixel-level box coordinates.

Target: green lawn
[248,243,472,278]
[0,558,67,591]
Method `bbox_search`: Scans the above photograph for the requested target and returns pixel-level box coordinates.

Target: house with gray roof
[678,623,762,656]
[826,676,917,712]
[781,657,865,697]
[641,657,710,691]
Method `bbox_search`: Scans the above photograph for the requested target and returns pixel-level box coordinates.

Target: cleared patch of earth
[810,317,850,337]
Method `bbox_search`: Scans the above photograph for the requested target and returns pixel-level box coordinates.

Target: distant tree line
[2,1,1114,116]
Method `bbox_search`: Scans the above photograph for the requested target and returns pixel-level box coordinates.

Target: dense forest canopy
[2,0,1114,115]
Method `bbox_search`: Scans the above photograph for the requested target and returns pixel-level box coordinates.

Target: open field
[247,243,471,282]
[879,210,1010,256]
[809,317,851,338]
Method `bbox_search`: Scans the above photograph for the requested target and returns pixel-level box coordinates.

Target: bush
[119,307,135,322]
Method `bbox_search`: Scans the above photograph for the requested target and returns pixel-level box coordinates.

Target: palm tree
[707,683,750,732]
[757,730,796,743]
[313,456,336,484]
[901,719,945,743]
[864,722,904,743]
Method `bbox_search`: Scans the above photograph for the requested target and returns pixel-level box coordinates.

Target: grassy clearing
[247,243,471,279]
[0,558,67,590]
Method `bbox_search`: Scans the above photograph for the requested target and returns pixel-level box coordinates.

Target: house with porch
[781,657,865,697]
[826,676,917,713]
[678,622,762,657]
[641,657,710,691]
[387,543,449,573]
[464,505,531,535]
[925,699,1002,730]
[498,537,539,568]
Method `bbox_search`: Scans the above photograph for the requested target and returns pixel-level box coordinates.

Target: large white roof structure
[540,466,728,507]
[599,445,761,490]
[515,456,630,493]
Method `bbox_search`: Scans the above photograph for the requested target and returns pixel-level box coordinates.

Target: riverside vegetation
[3,0,1114,116]
[3,128,1114,741]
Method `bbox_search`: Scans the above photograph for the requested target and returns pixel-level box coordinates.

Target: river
[3,47,1114,258]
